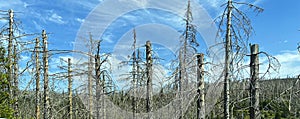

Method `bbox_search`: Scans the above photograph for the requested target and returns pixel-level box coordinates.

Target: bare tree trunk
[7,9,13,107]
[95,54,100,119]
[75,91,79,118]
[42,30,50,119]
[13,44,19,117]
[178,56,183,119]
[288,88,292,112]
[68,58,73,119]
[146,41,153,119]
[88,33,94,119]
[102,71,106,119]
[224,0,233,118]
[132,29,137,119]
[250,44,260,119]
[35,38,41,119]
[197,53,205,119]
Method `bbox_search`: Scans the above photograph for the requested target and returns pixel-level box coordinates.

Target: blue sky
[1,0,300,79]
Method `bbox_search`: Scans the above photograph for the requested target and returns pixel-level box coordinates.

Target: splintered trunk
[13,44,19,117]
[146,41,153,119]
[224,0,232,118]
[68,58,73,119]
[197,54,205,119]
[8,9,13,106]
[35,38,41,119]
[42,30,50,119]
[250,44,260,119]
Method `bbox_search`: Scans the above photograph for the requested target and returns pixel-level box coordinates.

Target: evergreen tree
[0,45,14,118]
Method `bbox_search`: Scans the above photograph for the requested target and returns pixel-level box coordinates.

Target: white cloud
[49,13,66,24]
[253,0,264,5]
[21,55,30,61]
[75,18,85,23]
[260,50,300,78]
[206,0,224,8]
[70,0,101,10]
[32,20,42,30]
[102,32,114,43]
[0,0,24,11]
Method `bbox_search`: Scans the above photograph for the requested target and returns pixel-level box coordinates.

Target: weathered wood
[250,44,260,119]
[132,29,137,119]
[88,33,94,119]
[8,9,13,108]
[224,0,233,118]
[13,44,19,117]
[35,38,41,119]
[146,41,153,119]
[102,70,106,119]
[197,53,205,119]
[68,58,73,119]
[42,30,50,119]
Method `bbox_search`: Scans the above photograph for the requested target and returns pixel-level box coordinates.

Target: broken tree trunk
[42,30,50,119]
[146,41,153,119]
[13,44,19,117]
[197,53,205,119]
[8,9,14,109]
[250,44,260,119]
[68,58,73,119]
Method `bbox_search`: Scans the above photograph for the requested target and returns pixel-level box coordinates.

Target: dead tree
[42,30,50,119]
[7,9,13,109]
[197,53,205,119]
[13,44,19,117]
[250,44,260,119]
[177,0,199,118]
[224,1,233,118]
[35,38,41,119]
[95,38,103,119]
[88,33,94,119]
[68,58,73,119]
[145,41,153,119]
[216,0,263,118]
[119,29,143,119]
[132,29,137,119]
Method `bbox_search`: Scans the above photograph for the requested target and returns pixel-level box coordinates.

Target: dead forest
[0,0,300,119]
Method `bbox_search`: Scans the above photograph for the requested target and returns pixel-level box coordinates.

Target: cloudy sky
[1,0,300,79]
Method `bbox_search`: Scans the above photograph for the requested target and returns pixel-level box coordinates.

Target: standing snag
[146,41,153,119]
[250,44,260,119]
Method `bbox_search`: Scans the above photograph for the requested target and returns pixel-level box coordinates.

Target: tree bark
[42,30,50,119]
[88,33,94,119]
[35,38,41,119]
[102,71,106,119]
[8,9,14,108]
[146,41,153,119]
[131,29,137,119]
[224,0,232,118]
[13,44,19,117]
[197,53,205,119]
[250,44,260,119]
[68,58,73,119]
